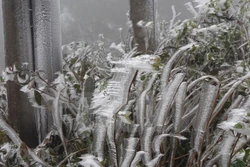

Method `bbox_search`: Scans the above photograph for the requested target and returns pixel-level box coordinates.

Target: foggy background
[0,0,191,71]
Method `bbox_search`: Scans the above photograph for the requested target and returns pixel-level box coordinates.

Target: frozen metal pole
[32,0,62,142]
[2,0,38,147]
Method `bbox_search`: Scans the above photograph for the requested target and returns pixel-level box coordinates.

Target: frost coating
[32,0,62,141]
[154,73,185,128]
[193,83,219,152]
[2,0,37,147]
[78,154,103,167]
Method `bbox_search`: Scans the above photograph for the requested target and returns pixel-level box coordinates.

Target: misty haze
[0,0,191,71]
[1,0,250,166]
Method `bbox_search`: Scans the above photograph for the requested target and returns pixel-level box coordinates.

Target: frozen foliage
[2,0,250,166]
[78,154,103,167]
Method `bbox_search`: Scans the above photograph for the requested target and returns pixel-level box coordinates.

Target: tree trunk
[130,0,156,53]
[2,0,38,147]
[32,0,62,142]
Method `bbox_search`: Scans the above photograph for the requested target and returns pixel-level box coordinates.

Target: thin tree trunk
[32,0,62,142]
[2,0,38,147]
[130,0,156,53]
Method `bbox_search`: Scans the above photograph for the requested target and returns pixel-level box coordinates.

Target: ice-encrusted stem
[141,126,155,164]
[220,132,235,167]
[93,116,107,162]
[170,82,187,167]
[107,120,118,167]
[192,82,219,166]
[154,73,185,129]
[130,151,145,167]
[120,137,139,167]
[209,72,250,127]
[137,73,157,134]
[53,88,68,157]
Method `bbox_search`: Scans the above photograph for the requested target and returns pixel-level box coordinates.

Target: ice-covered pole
[2,0,38,147]
[32,0,62,142]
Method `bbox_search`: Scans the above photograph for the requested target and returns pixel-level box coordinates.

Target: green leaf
[34,90,42,106]
[231,159,246,167]
[243,149,250,162]
[234,123,243,129]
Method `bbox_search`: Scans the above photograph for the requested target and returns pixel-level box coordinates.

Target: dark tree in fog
[130,0,157,53]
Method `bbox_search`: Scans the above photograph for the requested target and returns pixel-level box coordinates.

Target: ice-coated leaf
[152,134,169,154]
[154,73,185,128]
[109,54,159,72]
[145,154,164,167]
[204,154,221,167]
[137,73,157,133]
[187,75,219,92]
[193,82,219,153]
[153,134,187,155]
[118,111,132,124]
[130,124,140,137]
[211,72,250,122]
[220,132,235,167]
[78,154,103,167]
[93,117,107,161]
[141,126,155,163]
[161,43,197,91]
[120,137,139,167]
[34,90,42,106]
[130,151,145,167]
[174,82,187,133]
[52,88,68,156]
[0,117,22,146]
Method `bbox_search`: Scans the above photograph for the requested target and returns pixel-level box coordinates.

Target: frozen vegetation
[1,0,250,166]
